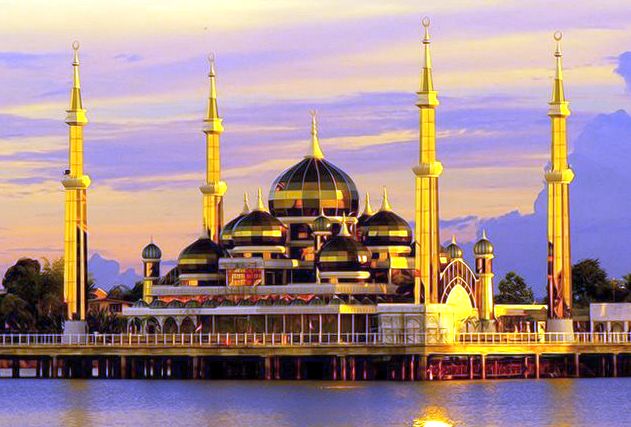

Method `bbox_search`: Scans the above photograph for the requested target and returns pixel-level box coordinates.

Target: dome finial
[451,234,456,244]
[363,192,375,216]
[482,229,487,239]
[380,186,392,211]
[241,192,250,215]
[307,110,325,159]
[338,213,351,237]
[255,187,267,212]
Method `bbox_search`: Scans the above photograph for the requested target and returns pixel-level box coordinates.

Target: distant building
[88,287,133,314]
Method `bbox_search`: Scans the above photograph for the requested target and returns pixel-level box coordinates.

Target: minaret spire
[200,53,228,243]
[380,187,392,211]
[546,31,574,330]
[240,192,251,215]
[418,16,439,106]
[306,110,325,159]
[62,41,91,323]
[254,187,267,212]
[413,17,443,305]
[362,192,375,216]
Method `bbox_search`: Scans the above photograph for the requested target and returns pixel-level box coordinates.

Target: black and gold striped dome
[312,212,333,234]
[473,230,494,256]
[220,193,250,249]
[317,221,371,272]
[360,189,412,247]
[232,189,287,247]
[268,113,359,217]
[178,235,224,286]
[446,236,463,259]
[141,242,162,260]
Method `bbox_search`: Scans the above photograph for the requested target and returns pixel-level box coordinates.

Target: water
[0,379,629,426]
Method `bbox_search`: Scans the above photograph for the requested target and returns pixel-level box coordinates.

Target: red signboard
[227,268,263,286]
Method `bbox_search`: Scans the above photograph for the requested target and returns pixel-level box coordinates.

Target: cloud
[0,52,61,69]
[615,51,631,90]
[114,53,143,63]
[88,253,141,289]
[476,109,631,296]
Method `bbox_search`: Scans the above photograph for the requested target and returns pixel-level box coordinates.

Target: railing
[0,332,630,347]
[457,332,631,344]
[0,332,447,347]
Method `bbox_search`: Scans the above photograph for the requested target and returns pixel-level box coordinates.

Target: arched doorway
[181,317,196,334]
[164,317,178,334]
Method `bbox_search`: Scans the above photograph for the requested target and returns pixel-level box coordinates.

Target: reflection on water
[412,406,455,427]
[0,379,628,427]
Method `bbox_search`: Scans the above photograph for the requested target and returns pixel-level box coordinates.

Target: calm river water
[0,378,628,426]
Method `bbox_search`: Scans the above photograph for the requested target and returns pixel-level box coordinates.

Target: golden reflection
[412,406,455,427]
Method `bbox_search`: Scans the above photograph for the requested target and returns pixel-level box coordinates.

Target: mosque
[61,20,575,341]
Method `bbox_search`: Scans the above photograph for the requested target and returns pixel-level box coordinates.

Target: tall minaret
[62,41,90,321]
[412,17,443,305]
[200,54,227,242]
[546,32,574,328]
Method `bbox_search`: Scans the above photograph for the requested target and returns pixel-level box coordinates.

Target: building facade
[122,20,506,341]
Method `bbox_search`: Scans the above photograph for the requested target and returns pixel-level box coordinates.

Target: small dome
[312,212,333,234]
[177,236,224,285]
[446,236,463,259]
[360,188,412,246]
[232,189,287,247]
[268,113,359,217]
[220,193,250,249]
[473,230,494,256]
[142,242,162,260]
[317,221,371,272]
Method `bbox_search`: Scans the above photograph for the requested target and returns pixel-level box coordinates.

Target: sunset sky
[1,1,631,293]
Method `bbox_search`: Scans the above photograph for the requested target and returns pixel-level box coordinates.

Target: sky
[1,0,630,295]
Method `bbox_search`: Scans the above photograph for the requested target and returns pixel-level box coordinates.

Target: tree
[87,308,125,334]
[494,272,534,304]
[128,282,144,302]
[571,258,624,306]
[0,257,65,333]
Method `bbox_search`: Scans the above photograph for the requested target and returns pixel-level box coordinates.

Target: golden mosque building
[60,20,579,340]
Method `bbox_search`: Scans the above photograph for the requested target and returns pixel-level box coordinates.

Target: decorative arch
[163,317,179,334]
[439,259,477,307]
[145,317,161,334]
[181,317,196,334]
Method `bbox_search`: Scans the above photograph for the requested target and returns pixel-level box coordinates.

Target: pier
[0,332,630,380]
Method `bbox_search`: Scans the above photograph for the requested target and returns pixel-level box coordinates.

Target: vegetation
[494,272,535,304]
[1,257,143,333]
[572,258,631,306]
[0,258,65,332]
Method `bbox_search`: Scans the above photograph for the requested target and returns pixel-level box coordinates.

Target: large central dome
[268,113,359,217]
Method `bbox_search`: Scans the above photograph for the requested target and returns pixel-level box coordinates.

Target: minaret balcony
[62,174,91,189]
[548,101,570,117]
[200,180,227,196]
[203,117,224,133]
[65,109,88,125]
[415,91,439,107]
[545,168,575,184]
[413,161,443,178]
